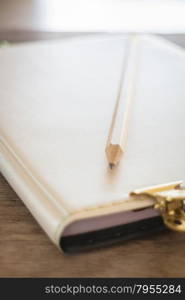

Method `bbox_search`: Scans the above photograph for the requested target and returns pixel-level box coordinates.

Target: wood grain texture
[0,30,185,277]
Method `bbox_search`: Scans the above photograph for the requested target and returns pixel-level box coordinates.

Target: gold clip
[131,181,185,233]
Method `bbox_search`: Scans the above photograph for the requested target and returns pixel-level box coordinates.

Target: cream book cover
[0,34,185,252]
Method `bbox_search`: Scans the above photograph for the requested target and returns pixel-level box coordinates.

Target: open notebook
[0,34,185,252]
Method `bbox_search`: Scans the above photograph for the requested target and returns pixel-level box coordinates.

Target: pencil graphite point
[109,163,115,169]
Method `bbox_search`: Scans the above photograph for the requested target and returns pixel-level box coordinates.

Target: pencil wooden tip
[106,144,123,169]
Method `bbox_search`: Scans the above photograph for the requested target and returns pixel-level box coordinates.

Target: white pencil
[106,35,139,169]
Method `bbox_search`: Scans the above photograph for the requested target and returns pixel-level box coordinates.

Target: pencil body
[106,35,139,168]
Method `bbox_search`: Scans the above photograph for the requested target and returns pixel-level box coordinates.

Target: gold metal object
[131,180,185,232]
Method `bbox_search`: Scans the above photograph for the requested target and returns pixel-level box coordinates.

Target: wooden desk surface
[0,32,185,278]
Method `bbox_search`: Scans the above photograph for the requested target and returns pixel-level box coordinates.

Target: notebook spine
[0,141,68,246]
